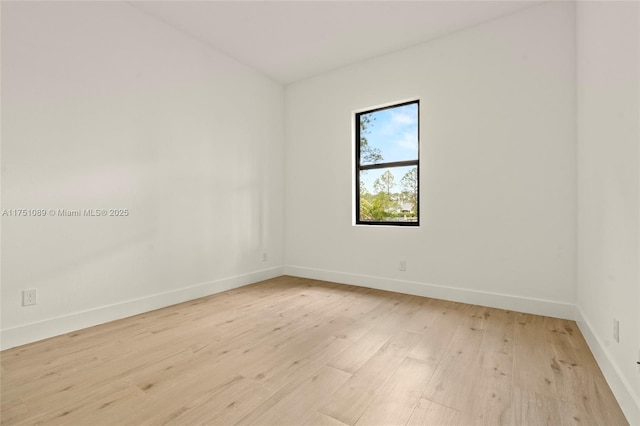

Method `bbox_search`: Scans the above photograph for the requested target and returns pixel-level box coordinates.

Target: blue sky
[360,103,418,194]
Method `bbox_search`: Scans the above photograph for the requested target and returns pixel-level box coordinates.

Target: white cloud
[377,111,417,138]
[395,131,418,151]
[391,110,417,126]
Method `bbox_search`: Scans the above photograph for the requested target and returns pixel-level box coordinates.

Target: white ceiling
[130,1,545,85]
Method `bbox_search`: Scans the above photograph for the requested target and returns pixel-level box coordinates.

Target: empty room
[1,1,639,425]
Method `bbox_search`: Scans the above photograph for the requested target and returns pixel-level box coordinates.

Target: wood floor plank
[259,334,353,392]
[550,340,627,425]
[328,328,394,374]
[0,396,30,426]
[303,411,349,426]
[407,300,466,364]
[421,304,486,411]
[511,385,563,426]
[319,330,422,425]
[236,316,354,386]
[332,288,384,320]
[355,356,436,426]
[0,276,629,426]
[406,398,461,426]
[233,348,353,426]
[398,298,440,335]
[513,313,560,397]
[244,366,351,426]
[10,380,144,426]
[458,308,514,425]
[138,375,272,425]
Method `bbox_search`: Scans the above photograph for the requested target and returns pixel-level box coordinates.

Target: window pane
[359,166,418,222]
[359,103,418,166]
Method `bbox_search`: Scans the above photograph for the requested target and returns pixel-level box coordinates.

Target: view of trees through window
[356,101,419,225]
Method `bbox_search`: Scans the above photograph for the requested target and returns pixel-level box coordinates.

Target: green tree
[400,167,418,211]
[359,113,382,164]
[374,170,395,198]
[372,171,397,217]
[371,193,390,220]
[361,189,394,221]
[359,179,368,195]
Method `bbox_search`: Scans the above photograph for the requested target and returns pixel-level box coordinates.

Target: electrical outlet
[22,289,37,306]
[613,318,620,343]
[262,252,268,262]
[399,261,406,271]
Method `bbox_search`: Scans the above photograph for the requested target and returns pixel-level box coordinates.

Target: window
[355,100,419,226]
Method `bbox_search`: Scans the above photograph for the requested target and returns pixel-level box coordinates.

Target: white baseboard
[284,265,575,320]
[0,266,284,351]
[575,306,640,426]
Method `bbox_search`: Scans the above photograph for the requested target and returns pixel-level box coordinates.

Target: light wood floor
[1,276,628,425]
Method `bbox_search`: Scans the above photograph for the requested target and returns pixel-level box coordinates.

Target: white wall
[576,2,640,423]
[0,2,285,349]
[285,2,576,318]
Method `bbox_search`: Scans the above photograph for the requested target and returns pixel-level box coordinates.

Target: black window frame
[355,99,420,226]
